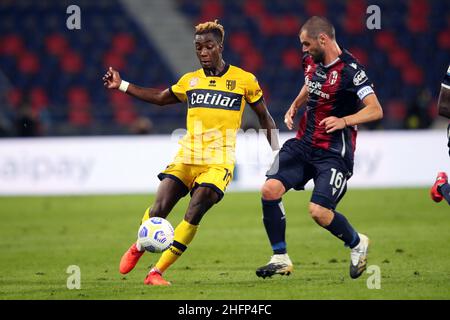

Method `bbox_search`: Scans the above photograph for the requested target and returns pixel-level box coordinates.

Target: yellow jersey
[169,64,263,165]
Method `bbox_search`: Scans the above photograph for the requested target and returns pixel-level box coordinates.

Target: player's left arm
[320,93,383,134]
[249,98,280,151]
[437,66,450,118]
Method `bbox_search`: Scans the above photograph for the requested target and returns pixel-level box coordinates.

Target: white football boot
[349,233,370,279]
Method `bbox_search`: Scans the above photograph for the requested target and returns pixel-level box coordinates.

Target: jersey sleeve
[302,53,313,72]
[345,64,375,101]
[244,72,263,105]
[443,65,450,87]
[170,73,191,102]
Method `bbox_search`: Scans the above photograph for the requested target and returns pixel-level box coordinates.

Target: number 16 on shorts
[329,168,347,199]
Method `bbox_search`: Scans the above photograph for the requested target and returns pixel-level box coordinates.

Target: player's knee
[184,187,219,224]
[261,179,285,200]
[308,203,332,227]
[151,199,171,217]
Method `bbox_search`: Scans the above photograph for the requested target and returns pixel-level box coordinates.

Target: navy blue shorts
[266,138,353,210]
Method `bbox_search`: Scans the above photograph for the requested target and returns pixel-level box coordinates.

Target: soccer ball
[137,217,174,253]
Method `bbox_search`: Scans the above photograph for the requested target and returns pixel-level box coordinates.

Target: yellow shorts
[157,162,234,200]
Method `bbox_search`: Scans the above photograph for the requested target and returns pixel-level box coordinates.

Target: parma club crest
[226,80,236,91]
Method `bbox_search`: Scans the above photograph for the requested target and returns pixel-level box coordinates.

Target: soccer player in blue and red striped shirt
[256,16,383,280]
[430,65,450,205]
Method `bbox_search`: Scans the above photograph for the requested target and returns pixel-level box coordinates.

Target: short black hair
[300,16,335,40]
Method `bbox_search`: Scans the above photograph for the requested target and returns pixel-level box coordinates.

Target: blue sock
[262,198,287,254]
[325,211,360,248]
[439,183,450,205]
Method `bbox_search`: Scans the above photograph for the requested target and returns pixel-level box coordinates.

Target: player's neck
[204,59,226,76]
[323,42,342,66]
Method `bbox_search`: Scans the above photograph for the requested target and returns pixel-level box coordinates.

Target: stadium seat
[6,88,23,108]
[402,66,424,86]
[112,33,136,55]
[198,0,223,24]
[69,106,92,127]
[60,51,83,74]
[45,33,69,56]
[30,87,49,113]
[304,0,327,17]
[1,34,25,56]
[103,52,127,71]
[437,29,450,49]
[17,51,40,74]
[282,48,301,70]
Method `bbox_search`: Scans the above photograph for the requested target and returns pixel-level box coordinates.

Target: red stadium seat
[407,16,428,33]
[18,51,40,74]
[346,0,366,15]
[30,88,49,112]
[229,32,252,54]
[1,34,25,56]
[111,90,137,125]
[406,0,429,33]
[45,34,69,56]
[112,33,136,55]
[343,0,366,34]
[258,14,278,36]
[61,51,83,73]
[103,52,126,70]
[197,0,223,23]
[386,100,407,121]
[243,0,265,18]
[374,31,397,52]
[388,47,411,69]
[282,48,301,70]
[68,87,92,126]
[110,91,137,125]
[241,50,263,73]
[408,0,430,17]
[437,29,450,49]
[277,15,301,36]
[427,99,438,119]
[343,16,365,34]
[114,107,137,125]
[305,0,327,17]
[67,87,91,108]
[7,88,23,108]
[401,66,423,86]
[110,90,132,107]
[348,47,368,66]
[69,106,92,126]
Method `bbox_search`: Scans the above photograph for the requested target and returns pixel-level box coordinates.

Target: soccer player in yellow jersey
[102,20,279,285]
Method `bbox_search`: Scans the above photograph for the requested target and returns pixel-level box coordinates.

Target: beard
[311,49,325,63]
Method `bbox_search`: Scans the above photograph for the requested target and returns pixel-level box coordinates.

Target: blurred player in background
[255,16,383,279]
[103,20,278,285]
[430,65,450,205]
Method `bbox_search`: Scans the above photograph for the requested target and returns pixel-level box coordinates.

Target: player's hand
[284,105,297,130]
[320,116,346,133]
[102,66,121,89]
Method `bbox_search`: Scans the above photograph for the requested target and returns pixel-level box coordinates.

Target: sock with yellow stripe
[141,207,151,224]
[153,219,198,274]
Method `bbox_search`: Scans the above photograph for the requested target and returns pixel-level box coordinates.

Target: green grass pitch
[0,188,449,300]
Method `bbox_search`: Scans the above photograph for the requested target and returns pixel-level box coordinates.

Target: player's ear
[318,33,326,46]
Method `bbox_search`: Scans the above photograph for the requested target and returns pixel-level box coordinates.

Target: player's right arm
[102,67,179,106]
[284,84,308,130]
